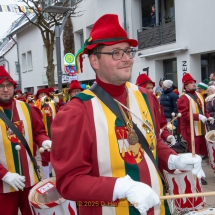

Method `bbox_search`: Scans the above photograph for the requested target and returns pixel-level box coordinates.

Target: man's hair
[88,45,105,59]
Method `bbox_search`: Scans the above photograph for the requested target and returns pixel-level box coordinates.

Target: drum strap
[89,83,167,188]
[0,110,42,181]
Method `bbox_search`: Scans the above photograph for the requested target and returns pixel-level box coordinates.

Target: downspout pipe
[155,0,159,26]
[4,58,10,73]
[11,36,21,90]
[123,0,127,31]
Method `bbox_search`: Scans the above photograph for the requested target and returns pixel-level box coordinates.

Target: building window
[24,87,34,93]
[141,0,155,27]
[163,58,178,87]
[164,0,175,22]
[43,45,47,67]
[27,51,33,71]
[21,53,27,72]
[74,30,84,52]
[201,53,215,80]
[80,31,84,47]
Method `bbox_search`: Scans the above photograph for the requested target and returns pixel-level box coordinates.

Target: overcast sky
[0,0,28,39]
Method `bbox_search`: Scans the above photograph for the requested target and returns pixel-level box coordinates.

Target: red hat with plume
[68,80,84,93]
[136,73,155,88]
[0,66,17,88]
[35,88,50,100]
[26,92,33,97]
[182,73,196,85]
[47,87,55,92]
[15,90,22,95]
[75,14,138,73]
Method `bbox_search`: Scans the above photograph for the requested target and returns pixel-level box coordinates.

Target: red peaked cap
[84,14,138,53]
[35,88,50,100]
[15,90,22,95]
[0,66,17,88]
[182,73,196,85]
[47,87,55,92]
[136,73,155,88]
[68,80,84,93]
[75,14,138,73]
[26,92,33,97]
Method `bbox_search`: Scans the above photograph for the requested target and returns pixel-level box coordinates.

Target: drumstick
[189,100,195,157]
[161,113,182,131]
[15,145,22,176]
[160,191,215,200]
[39,147,51,153]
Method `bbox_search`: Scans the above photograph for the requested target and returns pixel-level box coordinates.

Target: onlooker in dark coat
[205,85,215,130]
[160,80,179,125]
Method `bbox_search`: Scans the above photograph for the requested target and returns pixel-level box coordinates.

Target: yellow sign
[64,53,75,65]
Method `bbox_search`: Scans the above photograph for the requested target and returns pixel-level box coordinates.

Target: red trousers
[0,186,33,215]
[181,129,208,156]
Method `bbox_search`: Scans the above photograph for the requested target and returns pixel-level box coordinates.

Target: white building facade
[0,0,215,93]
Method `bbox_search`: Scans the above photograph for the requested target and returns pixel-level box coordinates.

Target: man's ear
[89,55,99,70]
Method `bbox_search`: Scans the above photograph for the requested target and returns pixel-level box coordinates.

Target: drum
[28,177,77,215]
[183,208,215,214]
[205,130,215,171]
[164,170,205,213]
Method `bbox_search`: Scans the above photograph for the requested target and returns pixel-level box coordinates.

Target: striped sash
[0,100,39,193]
[185,93,206,136]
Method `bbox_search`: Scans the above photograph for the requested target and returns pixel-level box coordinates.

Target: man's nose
[121,51,130,61]
[3,86,8,92]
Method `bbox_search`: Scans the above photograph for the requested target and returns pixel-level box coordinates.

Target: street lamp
[143,67,149,76]
[43,6,72,92]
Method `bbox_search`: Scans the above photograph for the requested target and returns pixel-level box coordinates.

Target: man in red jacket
[136,73,176,146]
[0,66,51,215]
[177,73,214,185]
[51,14,205,215]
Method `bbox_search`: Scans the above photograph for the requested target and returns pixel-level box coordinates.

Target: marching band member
[47,87,65,108]
[136,73,176,146]
[177,73,214,185]
[14,89,23,98]
[26,92,35,104]
[51,14,205,215]
[68,80,84,101]
[0,66,51,215]
[35,88,57,178]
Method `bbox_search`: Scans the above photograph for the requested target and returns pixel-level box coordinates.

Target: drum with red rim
[28,177,77,215]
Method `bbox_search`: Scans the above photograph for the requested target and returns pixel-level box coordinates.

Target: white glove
[166,135,176,145]
[160,129,163,135]
[168,153,205,179]
[53,96,59,103]
[40,96,46,102]
[199,114,207,123]
[2,172,25,191]
[208,117,215,124]
[113,175,160,215]
[42,140,52,151]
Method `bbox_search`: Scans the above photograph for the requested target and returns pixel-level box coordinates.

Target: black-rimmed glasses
[94,48,136,61]
[0,83,14,91]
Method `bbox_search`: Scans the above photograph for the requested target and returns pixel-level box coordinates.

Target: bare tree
[17,0,82,87]
[63,18,75,55]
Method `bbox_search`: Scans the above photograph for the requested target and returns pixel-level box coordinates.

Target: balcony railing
[137,21,176,50]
